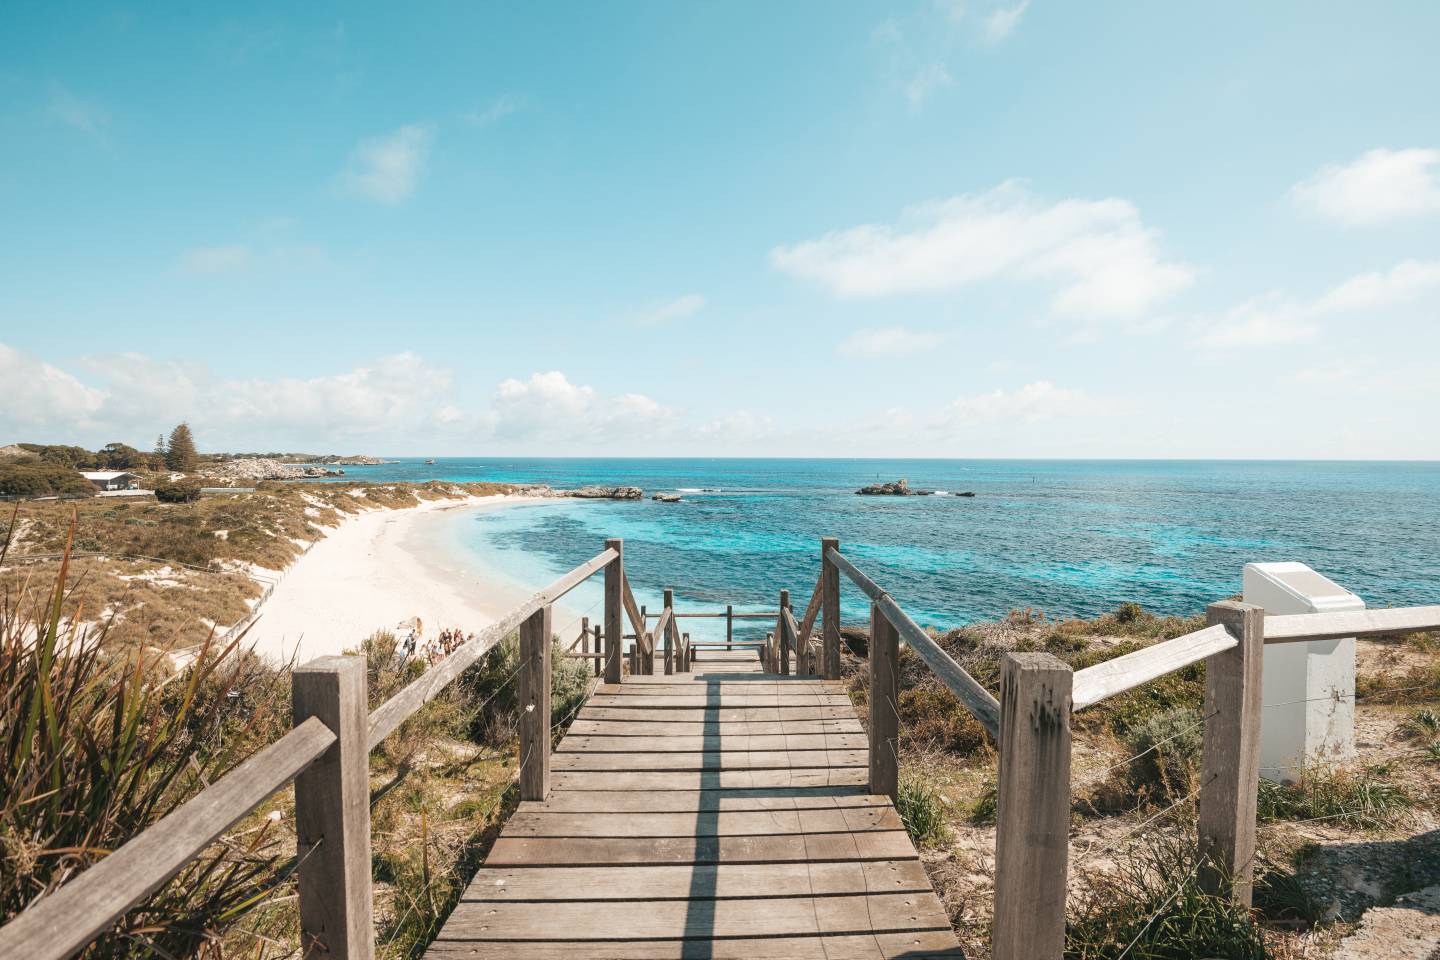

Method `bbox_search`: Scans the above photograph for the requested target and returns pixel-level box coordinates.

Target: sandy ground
[243,494,552,663]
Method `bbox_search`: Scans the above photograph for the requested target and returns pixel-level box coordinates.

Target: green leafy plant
[896,772,952,847]
[1256,766,1411,829]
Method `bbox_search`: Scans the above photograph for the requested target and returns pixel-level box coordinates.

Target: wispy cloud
[339,125,431,204]
[936,380,1097,429]
[464,93,527,126]
[836,326,945,357]
[771,180,1193,322]
[484,371,674,444]
[1194,258,1440,348]
[180,244,251,274]
[1290,147,1440,226]
[46,85,110,142]
[634,293,705,326]
[982,0,1030,43]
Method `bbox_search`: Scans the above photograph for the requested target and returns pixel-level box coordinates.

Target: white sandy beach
[243,494,555,663]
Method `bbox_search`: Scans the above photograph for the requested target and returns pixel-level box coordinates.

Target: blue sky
[2,1,1438,457]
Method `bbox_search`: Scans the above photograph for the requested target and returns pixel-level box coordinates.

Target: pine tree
[165,423,198,472]
[151,434,167,470]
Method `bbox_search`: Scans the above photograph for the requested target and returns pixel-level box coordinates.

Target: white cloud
[836,326,946,357]
[934,380,1096,429]
[181,244,251,273]
[0,343,106,433]
[340,125,431,204]
[46,85,109,141]
[982,0,1029,43]
[635,294,705,326]
[1310,259,1440,314]
[486,371,674,443]
[699,410,777,443]
[1284,360,1369,385]
[1196,258,1440,348]
[1290,148,1440,225]
[464,93,526,126]
[771,181,1193,320]
[904,63,953,107]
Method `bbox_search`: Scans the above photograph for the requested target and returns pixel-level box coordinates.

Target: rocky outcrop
[652,492,682,503]
[856,479,974,497]
[311,455,389,465]
[568,485,644,500]
[856,478,937,496]
[207,458,342,482]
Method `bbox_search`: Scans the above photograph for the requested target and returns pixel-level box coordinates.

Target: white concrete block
[1243,562,1362,783]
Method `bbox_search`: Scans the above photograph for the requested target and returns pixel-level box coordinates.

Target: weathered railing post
[292,657,374,960]
[519,604,553,801]
[639,604,648,675]
[869,604,899,800]
[993,652,1072,960]
[1198,601,1264,905]
[726,604,734,651]
[663,588,675,675]
[778,589,791,675]
[821,537,841,679]
[592,623,602,677]
[604,538,623,683]
[682,631,691,672]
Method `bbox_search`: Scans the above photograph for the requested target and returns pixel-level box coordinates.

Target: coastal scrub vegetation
[841,600,1439,958]
[1,516,595,959]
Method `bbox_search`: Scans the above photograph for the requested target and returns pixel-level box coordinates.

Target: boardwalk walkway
[427,648,964,958]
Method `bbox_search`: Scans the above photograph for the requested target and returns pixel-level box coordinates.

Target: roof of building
[80,471,137,481]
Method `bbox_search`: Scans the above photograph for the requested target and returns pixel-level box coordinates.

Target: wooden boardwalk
[427,649,964,959]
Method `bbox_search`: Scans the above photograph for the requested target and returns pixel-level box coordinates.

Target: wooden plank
[826,546,1001,738]
[503,806,902,837]
[567,718,865,737]
[369,546,616,748]
[1198,601,1264,906]
[622,574,650,660]
[578,705,860,722]
[455,859,933,900]
[428,931,964,959]
[584,694,853,708]
[869,603,900,801]
[1071,622,1237,710]
[518,604,552,800]
[604,539,623,683]
[432,891,950,939]
[550,749,868,772]
[559,733,868,752]
[512,789,883,813]
[1261,604,1440,643]
[0,719,334,960]
[821,537,842,680]
[486,830,920,866]
[293,657,374,960]
[551,768,870,791]
[993,652,1072,960]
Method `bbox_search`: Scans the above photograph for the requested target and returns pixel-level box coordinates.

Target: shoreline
[242,493,557,663]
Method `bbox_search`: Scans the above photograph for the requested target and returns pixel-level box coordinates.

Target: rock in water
[652,492,682,503]
[855,478,937,496]
[569,485,644,500]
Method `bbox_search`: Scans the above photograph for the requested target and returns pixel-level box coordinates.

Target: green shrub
[896,772,951,848]
[1066,833,1268,959]
[1113,601,1144,625]
[1124,707,1203,797]
[1254,865,1326,927]
[0,461,95,498]
[1257,766,1411,828]
[155,479,203,504]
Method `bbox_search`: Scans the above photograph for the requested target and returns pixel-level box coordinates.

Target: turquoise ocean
[332,459,1439,643]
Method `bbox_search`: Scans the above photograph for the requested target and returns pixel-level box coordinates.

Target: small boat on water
[425,458,436,464]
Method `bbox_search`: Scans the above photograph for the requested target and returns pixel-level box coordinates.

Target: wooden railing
[818,537,1440,960]
[0,539,636,960]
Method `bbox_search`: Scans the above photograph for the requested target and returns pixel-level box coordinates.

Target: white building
[79,471,140,491]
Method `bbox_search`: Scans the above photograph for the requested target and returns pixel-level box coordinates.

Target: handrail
[368,546,617,749]
[644,610,780,619]
[781,606,802,673]
[1262,605,1440,644]
[652,606,674,657]
[0,718,336,960]
[1071,623,1237,710]
[621,575,650,657]
[796,573,823,649]
[825,547,1001,738]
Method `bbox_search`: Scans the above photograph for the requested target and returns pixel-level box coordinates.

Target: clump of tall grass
[1256,766,1411,829]
[0,512,288,957]
[1066,832,1268,959]
[896,772,952,848]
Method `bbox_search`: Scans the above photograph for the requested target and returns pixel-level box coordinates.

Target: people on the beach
[398,625,473,666]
